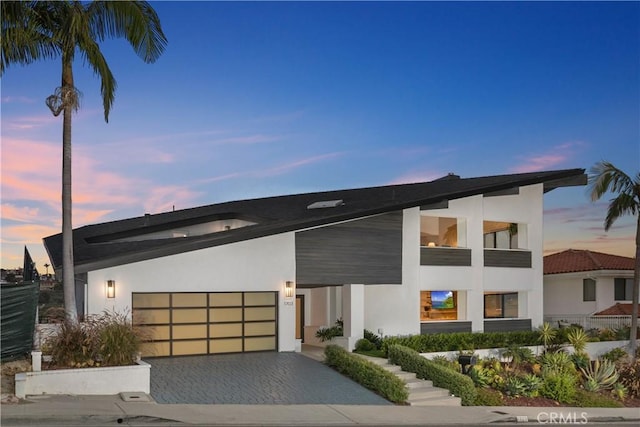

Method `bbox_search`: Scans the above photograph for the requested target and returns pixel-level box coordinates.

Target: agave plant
[580,358,619,392]
[611,382,628,400]
[537,322,557,353]
[540,351,575,376]
[521,373,543,397]
[567,327,589,354]
[503,375,527,397]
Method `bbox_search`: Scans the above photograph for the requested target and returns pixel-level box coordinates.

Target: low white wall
[15,361,150,398]
[419,340,634,362]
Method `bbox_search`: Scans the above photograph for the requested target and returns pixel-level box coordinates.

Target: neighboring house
[543,249,637,328]
[43,168,586,357]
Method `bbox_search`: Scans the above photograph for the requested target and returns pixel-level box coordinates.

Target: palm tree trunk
[61,59,78,324]
[631,214,640,361]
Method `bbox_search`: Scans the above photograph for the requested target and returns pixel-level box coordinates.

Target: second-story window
[483,221,519,249]
[420,216,467,248]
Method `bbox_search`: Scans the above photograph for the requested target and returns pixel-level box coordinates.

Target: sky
[1,0,638,271]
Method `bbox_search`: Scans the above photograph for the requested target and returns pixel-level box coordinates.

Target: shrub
[429,355,461,372]
[364,329,383,349]
[611,382,628,401]
[521,373,543,397]
[381,330,540,355]
[316,318,344,342]
[540,371,577,403]
[355,338,376,352]
[617,358,640,398]
[387,344,476,406]
[324,345,408,404]
[473,387,503,406]
[46,310,144,368]
[539,351,576,376]
[96,311,144,366]
[570,352,590,371]
[48,320,98,368]
[601,347,628,364]
[570,389,623,408]
[502,375,527,397]
[501,344,535,367]
[580,359,619,392]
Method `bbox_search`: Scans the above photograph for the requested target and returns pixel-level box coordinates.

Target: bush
[617,358,640,398]
[324,345,408,404]
[474,387,503,406]
[540,371,577,403]
[355,338,376,352]
[387,344,476,406]
[381,330,541,355]
[315,319,343,342]
[364,329,383,349]
[570,389,623,408]
[601,347,628,364]
[46,310,144,368]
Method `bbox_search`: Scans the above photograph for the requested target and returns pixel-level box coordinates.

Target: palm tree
[1,1,167,323]
[588,161,640,360]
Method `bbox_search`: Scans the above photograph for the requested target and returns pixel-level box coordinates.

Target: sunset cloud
[510,141,587,173]
[0,204,40,222]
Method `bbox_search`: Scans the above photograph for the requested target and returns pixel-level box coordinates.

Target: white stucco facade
[83,182,550,353]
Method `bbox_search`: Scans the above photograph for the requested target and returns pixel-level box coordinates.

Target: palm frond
[88,0,167,63]
[77,31,116,122]
[588,161,640,231]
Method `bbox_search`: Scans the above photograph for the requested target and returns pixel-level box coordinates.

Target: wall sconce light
[106,280,116,298]
[285,281,294,299]
[427,242,436,247]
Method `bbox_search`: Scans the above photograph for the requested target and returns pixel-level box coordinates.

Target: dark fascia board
[483,188,520,197]
[420,200,449,210]
[61,168,586,273]
[543,174,588,193]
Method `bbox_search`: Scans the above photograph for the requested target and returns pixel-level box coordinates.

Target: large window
[483,221,519,249]
[583,279,596,302]
[614,278,634,301]
[484,292,518,318]
[420,291,457,321]
[420,216,466,247]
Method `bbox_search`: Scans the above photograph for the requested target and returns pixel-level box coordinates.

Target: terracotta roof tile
[594,303,635,316]
[544,249,635,275]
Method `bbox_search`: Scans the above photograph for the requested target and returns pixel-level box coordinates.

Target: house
[43,168,586,357]
[543,249,637,328]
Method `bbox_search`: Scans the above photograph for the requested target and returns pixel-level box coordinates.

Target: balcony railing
[543,315,632,331]
[420,247,471,266]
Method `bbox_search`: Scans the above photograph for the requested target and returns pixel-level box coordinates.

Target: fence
[543,315,632,331]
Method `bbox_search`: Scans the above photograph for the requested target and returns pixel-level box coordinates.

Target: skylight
[307,199,344,209]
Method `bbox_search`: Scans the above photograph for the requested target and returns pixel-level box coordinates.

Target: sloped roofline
[43,168,587,273]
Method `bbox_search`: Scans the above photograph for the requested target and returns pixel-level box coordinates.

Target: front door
[295,295,304,341]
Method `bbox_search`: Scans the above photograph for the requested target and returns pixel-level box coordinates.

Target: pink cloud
[510,141,587,173]
[0,204,40,222]
[387,171,445,185]
[259,152,344,177]
[0,223,60,244]
[1,95,36,104]
[142,185,203,214]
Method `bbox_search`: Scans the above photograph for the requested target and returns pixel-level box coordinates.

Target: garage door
[132,292,277,357]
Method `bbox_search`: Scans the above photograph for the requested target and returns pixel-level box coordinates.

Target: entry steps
[357,355,462,406]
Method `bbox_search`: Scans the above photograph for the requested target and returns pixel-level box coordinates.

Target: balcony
[420,247,472,266]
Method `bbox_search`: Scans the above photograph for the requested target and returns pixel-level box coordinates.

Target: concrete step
[408,395,462,406]
[407,387,450,400]
[394,371,417,381]
[404,377,434,389]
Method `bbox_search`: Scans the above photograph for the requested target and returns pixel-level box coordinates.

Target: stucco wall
[87,232,297,352]
[544,271,636,317]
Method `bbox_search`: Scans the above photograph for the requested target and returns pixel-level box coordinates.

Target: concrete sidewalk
[1,394,639,426]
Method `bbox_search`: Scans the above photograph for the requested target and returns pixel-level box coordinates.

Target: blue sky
[1,1,638,270]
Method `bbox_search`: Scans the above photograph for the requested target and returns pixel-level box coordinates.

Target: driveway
[145,352,391,405]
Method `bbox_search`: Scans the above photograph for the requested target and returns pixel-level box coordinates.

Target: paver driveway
[146,352,392,405]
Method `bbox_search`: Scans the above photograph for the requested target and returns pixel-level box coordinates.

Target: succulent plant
[580,358,619,392]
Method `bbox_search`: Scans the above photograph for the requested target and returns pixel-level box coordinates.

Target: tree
[588,161,640,360]
[1,1,167,323]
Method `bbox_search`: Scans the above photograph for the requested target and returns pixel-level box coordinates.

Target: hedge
[381,330,540,354]
[387,344,477,406]
[324,345,409,404]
